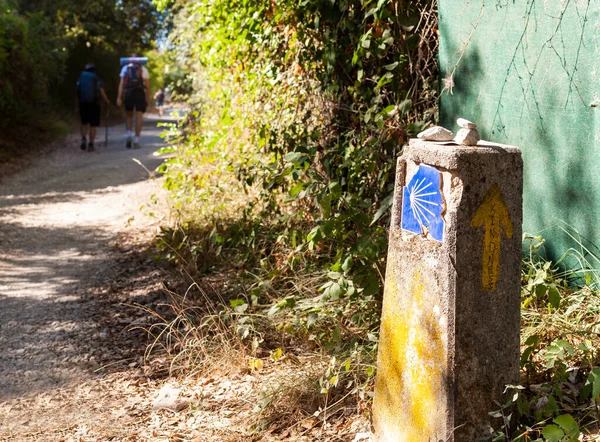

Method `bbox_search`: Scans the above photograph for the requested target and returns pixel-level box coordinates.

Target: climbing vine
[155,0,439,306]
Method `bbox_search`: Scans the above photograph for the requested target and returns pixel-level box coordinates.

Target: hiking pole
[104,103,109,148]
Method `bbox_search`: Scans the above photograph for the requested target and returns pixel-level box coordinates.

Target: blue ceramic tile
[401,164,445,242]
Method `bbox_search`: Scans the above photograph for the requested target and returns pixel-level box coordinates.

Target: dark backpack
[124,63,144,90]
[77,71,99,103]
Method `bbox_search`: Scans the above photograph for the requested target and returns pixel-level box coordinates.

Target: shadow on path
[0,112,176,401]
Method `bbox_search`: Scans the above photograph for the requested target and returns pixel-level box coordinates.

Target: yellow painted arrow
[470,184,513,292]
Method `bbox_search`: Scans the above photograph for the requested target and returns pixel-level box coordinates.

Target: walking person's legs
[132,89,146,149]
[80,103,93,150]
[89,127,97,144]
[135,111,143,136]
[123,88,137,148]
[87,103,101,152]
[80,123,88,150]
[125,111,134,148]
[133,111,144,149]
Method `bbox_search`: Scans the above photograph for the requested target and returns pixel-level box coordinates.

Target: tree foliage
[0,2,65,134]
[0,0,163,138]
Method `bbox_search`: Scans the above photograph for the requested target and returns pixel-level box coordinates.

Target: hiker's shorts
[124,88,147,113]
[80,102,101,127]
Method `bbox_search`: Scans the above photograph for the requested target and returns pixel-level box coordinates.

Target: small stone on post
[417,126,455,142]
[454,117,481,146]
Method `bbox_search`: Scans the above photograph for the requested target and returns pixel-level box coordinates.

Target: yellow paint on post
[470,184,513,291]
[373,270,447,441]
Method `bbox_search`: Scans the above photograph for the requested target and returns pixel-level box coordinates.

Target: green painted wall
[438,1,600,263]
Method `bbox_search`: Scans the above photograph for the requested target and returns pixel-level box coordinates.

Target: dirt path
[0,113,373,442]
[0,114,175,440]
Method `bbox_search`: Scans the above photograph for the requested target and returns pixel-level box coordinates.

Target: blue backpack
[77,71,99,103]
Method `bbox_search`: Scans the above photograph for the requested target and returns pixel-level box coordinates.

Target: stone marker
[372,138,522,441]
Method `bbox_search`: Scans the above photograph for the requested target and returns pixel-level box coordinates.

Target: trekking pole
[104,103,109,148]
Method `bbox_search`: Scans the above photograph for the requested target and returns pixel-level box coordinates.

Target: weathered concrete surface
[373,139,523,441]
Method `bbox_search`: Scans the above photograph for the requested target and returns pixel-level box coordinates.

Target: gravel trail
[0,114,172,440]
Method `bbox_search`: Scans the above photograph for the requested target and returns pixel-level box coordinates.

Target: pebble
[152,384,188,411]
[457,118,477,129]
[454,127,481,146]
[417,126,454,142]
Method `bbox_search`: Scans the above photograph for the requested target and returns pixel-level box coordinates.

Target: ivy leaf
[587,368,600,400]
[229,298,246,308]
[541,424,565,442]
[229,298,248,313]
[284,152,308,164]
[384,61,399,71]
[328,282,343,299]
[289,182,306,197]
[307,226,323,243]
[548,285,561,308]
[524,334,541,346]
[382,105,396,115]
[328,181,341,199]
[364,7,378,19]
[370,194,393,225]
[341,256,352,272]
[375,72,393,89]
[553,414,579,439]
[535,283,548,298]
[319,193,332,218]
[398,98,412,117]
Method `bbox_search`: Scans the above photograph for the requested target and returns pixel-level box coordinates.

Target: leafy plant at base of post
[513,231,600,440]
[540,414,580,442]
[521,234,566,310]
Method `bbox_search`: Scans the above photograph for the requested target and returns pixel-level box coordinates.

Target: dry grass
[252,360,327,432]
[131,283,252,378]
[132,267,375,441]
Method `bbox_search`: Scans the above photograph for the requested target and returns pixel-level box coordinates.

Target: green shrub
[155,0,438,314]
[0,3,65,134]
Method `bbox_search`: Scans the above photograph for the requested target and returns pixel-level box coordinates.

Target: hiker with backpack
[116,54,150,149]
[76,63,110,152]
[154,88,165,117]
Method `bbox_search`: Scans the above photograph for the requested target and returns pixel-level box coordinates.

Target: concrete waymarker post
[373,138,523,441]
